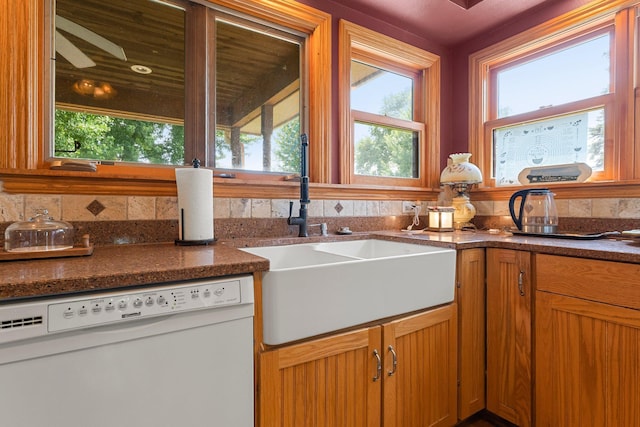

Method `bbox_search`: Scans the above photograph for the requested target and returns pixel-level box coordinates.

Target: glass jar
[4,210,75,252]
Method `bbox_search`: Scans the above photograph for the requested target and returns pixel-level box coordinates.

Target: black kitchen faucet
[287,134,309,237]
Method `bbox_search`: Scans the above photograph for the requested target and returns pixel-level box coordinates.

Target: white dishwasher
[0,274,254,427]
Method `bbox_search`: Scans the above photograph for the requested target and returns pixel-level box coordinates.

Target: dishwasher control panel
[48,278,242,333]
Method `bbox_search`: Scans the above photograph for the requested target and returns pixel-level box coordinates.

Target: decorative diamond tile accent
[86,199,106,217]
[334,202,343,214]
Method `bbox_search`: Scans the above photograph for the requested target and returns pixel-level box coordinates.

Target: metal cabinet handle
[518,270,525,296]
[387,345,398,376]
[373,349,382,382]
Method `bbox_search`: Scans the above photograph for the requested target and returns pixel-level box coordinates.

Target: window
[490,30,612,185]
[54,0,187,166]
[351,61,420,179]
[52,0,304,176]
[213,18,303,174]
[339,20,441,188]
[0,0,330,195]
[470,3,637,187]
[495,33,611,119]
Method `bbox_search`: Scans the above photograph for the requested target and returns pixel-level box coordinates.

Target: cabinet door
[456,248,486,420]
[486,248,531,426]
[382,304,458,427]
[259,327,381,427]
[536,291,640,426]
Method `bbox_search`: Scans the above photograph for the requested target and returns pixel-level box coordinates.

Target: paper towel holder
[175,158,217,246]
[176,208,217,245]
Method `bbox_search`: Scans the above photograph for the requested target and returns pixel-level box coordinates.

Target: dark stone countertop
[2,230,640,302]
[0,242,268,302]
[370,230,640,263]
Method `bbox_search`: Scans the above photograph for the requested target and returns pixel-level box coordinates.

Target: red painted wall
[295,0,592,176]
[296,0,454,180]
[450,0,594,156]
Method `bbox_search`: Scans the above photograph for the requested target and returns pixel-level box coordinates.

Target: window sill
[474,180,640,201]
[0,168,437,200]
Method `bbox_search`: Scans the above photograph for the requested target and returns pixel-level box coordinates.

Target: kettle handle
[508,189,531,231]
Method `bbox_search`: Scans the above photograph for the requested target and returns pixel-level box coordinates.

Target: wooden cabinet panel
[486,248,531,426]
[258,304,458,427]
[536,254,640,310]
[536,291,640,426]
[456,248,486,420]
[382,304,458,427]
[259,327,381,427]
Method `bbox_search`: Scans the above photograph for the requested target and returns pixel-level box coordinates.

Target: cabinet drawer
[535,254,640,309]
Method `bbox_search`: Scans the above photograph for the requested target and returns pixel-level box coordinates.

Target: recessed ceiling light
[130,64,152,74]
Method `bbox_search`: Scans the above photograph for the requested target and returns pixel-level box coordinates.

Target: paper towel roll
[175,167,214,242]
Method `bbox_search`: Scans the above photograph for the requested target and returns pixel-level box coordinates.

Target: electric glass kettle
[508,189,558,234]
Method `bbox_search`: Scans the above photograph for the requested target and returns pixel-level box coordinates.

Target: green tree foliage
[273,116,301,173]
[215,130,230,164]
[54,110,185,164]
[587,110,605,169]
[354,88,416,178]
[214,129,264,169]
[55,110,111,157]
[56,109,305,171]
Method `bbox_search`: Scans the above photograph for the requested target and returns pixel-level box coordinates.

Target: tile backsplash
[475,198,640,219]
[0,193,428,223]
[2,193,640,223]
[2,192,640,246]
[0,193,423,246]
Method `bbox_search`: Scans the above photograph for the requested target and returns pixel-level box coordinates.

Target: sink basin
[241,243,356,269]
[313,239,441,259]
[241,239,456,345]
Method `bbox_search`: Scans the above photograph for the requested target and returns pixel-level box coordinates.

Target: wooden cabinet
[258,304,457,427]
[258,326,381,427]
[486,248,532,426]
[535,254,640,426]
[382,305,458,427]
[456,248,486,420]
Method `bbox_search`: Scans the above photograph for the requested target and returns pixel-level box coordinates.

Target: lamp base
[451,194,476,229]
[453,221,477,231]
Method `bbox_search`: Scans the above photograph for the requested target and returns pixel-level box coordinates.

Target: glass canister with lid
[4,209,75,252]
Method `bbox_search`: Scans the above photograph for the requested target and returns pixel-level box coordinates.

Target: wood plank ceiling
[54,0,299,129]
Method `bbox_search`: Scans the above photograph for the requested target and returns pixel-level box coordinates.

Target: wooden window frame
[469,0,638,196]
[635,6,640,178]
[0,0,331,198]
[487,26,616,183]
[338,20,441,190]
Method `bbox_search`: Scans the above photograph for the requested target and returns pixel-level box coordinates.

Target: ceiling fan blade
[55,31,96,68]
[56,15,127,61]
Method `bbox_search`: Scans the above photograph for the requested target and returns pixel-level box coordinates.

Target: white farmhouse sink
[313,239,441,259]
[241,239,456,345]
[242,243,356,269]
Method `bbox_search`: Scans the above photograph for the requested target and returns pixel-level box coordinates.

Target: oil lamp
[439,153,483,230]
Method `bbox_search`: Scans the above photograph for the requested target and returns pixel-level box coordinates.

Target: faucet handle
[307,222,328,236]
